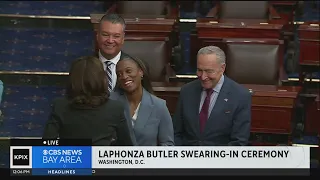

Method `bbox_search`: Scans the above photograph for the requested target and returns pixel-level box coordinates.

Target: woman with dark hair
[43,56,134,146]
[110,55,174,146]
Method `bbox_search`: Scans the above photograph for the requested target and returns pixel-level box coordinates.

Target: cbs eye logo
[13,149,29,165]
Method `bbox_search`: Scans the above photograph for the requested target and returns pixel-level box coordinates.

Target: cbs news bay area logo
[11,147,89,169]
[42,149,83,164]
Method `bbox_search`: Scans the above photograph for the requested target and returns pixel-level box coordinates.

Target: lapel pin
[224,98,228,102]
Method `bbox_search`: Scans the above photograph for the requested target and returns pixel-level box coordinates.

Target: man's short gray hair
[197,46,226,64]
[99,13,126,32]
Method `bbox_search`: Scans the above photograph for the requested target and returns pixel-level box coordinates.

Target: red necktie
[199,89,214,133]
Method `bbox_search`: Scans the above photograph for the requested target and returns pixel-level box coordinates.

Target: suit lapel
[191,80,203,136]
[113,91,138,145]
[113,89,154,142]
[204,77,231,133]
[116,93,131,122]
[133,89,153,133]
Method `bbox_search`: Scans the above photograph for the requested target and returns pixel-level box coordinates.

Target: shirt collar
[99,50,121,65]
[203,74,225,93]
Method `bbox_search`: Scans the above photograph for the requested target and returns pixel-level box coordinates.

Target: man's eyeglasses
[196,69,219,75]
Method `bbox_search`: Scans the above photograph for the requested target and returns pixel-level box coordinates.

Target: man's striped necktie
[105,61,113,92]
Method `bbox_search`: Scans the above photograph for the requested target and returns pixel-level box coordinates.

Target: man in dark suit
[97,13,129,92]
[173,46,251,146]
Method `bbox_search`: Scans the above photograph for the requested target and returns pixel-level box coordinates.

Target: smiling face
[197,53,225,89]
[97,21,125,59]
[116,59,143,93]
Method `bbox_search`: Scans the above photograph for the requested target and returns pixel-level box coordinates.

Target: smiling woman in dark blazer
[110,55,174,146]
[43,56,134,146]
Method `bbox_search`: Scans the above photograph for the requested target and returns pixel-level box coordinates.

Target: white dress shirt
[99,51,121,91]
[199,75,225,118]
[131,102,141,127]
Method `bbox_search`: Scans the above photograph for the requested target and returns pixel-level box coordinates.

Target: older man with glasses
[173,46,252,146]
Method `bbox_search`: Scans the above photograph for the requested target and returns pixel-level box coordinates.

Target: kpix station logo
[12,149,30,165]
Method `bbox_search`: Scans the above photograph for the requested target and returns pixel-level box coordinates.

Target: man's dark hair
[117,55,154,94]
[99,13,126,32]
[66,56,109,109]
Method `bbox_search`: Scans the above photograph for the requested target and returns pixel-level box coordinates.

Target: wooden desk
[90,14,176,37]
[298,23,320,66]
[205,1,284,24]
[106,1,179,19]
[196,19,284,39]
[244,84,301,135]
[298,23,320,85]
[302,90,320,135]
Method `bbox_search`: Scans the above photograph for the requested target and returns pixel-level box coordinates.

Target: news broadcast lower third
[7,139,317,176]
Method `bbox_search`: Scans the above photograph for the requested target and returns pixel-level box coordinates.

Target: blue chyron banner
[9,139,317,176]
[10,139,93,176]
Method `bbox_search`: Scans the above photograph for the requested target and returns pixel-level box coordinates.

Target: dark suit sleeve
[228,91,252,146]
[158,101,174,146]
[43,100,60,139]
[172,88,184,145]
[115,107,135,146]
